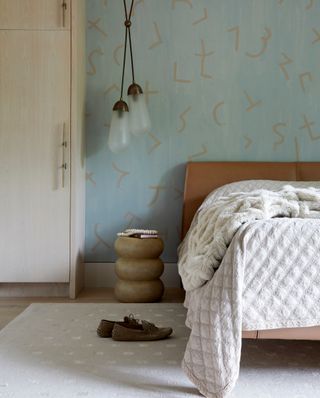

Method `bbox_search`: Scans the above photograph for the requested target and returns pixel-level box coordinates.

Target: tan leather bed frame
[182,161,320,340]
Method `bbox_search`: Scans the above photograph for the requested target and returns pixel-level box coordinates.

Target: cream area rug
[0,303,320,398]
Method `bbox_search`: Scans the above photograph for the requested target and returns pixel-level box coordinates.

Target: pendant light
[108,0,151,153]
[126,0,151,137]
[107,1,131,153]
[108,100,130,153]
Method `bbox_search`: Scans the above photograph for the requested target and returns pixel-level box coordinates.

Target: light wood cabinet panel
[0,0,85,297]
[0,0,70,30]
[0,31,70,282]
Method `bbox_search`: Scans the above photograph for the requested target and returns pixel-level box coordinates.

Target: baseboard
[85,262,181,288]
[0,283,69,297]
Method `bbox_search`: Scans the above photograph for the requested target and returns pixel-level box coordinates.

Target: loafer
[97,315,142,338]
[112,320,173,341]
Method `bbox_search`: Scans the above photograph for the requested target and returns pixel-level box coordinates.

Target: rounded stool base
[115,258,164,281]
[115,279,164,303]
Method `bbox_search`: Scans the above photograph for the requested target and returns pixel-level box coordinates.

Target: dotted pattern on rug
[1,303,320,398]
[0,303,199,398]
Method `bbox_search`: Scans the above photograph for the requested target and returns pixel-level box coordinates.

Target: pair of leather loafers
[97,314,173,341]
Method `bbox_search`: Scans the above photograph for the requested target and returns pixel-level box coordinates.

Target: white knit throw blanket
[178,186,320,291]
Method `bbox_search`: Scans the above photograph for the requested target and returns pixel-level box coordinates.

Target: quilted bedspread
[178,181,320,398]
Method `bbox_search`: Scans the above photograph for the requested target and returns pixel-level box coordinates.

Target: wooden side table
[114,236,164,302]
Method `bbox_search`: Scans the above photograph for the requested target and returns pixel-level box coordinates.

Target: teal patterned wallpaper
[85,0,320,262]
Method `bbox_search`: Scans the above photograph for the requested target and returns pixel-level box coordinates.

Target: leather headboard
[182,162,320,238]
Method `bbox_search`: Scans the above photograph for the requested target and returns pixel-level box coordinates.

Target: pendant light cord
[124,0,135,84]
[120,25,128,100]
[127,1,135,84]
[120,0,135,99]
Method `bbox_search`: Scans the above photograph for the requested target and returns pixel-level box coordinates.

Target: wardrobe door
[0,0,70,30]
[0,30,70,282]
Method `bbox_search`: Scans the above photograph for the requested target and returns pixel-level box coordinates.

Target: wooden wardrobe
[0,0,86,298]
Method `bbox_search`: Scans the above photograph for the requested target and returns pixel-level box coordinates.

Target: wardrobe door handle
[62,0,68,28]
[61,123,68,188]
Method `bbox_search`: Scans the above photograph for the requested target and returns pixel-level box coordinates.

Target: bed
[178,161,320,397]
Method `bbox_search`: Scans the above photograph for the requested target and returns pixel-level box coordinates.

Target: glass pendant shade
[108,100,131,153]
[128,84,151,136]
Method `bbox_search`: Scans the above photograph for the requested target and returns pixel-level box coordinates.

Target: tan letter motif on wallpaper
[312,28,320,44]
[299,72,313,93]
[104,84,120,96]
[92,224,111,252]
[113,44,124,66]
[227,26,240,52]
[149,22,162,49]
[125,212,142,229]
[174,187,183,200]
[192,8,208,26]
[112,162,130,188]
[88,18,108,38]
[173,63,192,84]
[148,185,167,207]
[244,91,262,112]
[299,114,320,141]
[246,27,272,59]
[132,0,144,17]
[87,48,104,76]
[272,122,286,150]
[212,101,225,126]
[143,81,159,104]
[177,106,192,133]
[279,53,293,80]
[305,0,315,10]
[195,39,214,79]
[147,132,161,154]
[244,135,253,149]
[188,145,208,161]
[169,177,183,200]
[172,0,192,10]
[86,172,97,187]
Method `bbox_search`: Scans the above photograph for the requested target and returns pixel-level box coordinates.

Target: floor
[0,288,185,331]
